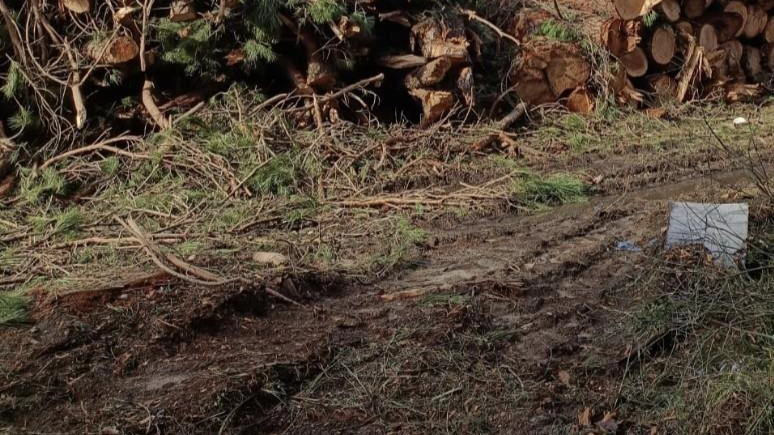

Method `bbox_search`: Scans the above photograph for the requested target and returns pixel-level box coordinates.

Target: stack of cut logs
[606,0,774,105]
[378,15,476,123]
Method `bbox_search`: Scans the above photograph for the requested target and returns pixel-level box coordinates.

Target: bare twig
[289,74,384,113]
[472,102,528,151]
[459,8,521,47]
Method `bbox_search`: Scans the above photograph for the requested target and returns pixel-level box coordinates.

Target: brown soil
[0,162,758,434]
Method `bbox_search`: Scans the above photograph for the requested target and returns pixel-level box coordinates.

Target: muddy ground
[1,109,770,435]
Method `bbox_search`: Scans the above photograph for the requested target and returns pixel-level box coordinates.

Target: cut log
[675,36,702,101]
[620,46,649,77]
[566,87,594,113]
[742,45,764,79]
[511,67,556,106]
[675,21,694,37]
[86,36,139,64]
[613,0,664,20]
[698,24,718,52]
[457,66,474,106]
[723,1,748,37]
[545,48,592,97]
[169,1,197,21]
[721,39,744,63]
[409,89,454,123]
[649,26,676,65]
[701,13,745,43]
[404,56,453,88]
[648,73,677,97]
[656,0,681,22]
[765,16,774,43]
[63,0,89,13]
[601,19,642,57]
[743,4,768,38]
[683,0,708,19]
[763,43,774,71]
[706,48,730,81]
[411,18,470,63]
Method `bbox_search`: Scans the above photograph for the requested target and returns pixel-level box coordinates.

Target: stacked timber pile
[605,0,774,105]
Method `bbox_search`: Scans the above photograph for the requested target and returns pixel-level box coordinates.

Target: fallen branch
[40,135,145,168]
[459,8,521,47]
[381,285,449,302]
[472,102,528,151]
[289,73,384,112]
[675,36,702,102]
[142,80,172,129]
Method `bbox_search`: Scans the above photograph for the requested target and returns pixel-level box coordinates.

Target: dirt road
[1,160,759,434]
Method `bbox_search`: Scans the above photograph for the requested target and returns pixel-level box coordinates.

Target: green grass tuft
[514,174,587,206]
[0,293,29,326]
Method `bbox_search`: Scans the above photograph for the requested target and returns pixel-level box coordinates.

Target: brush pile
[0,0,529,164]
[604,0,774,105]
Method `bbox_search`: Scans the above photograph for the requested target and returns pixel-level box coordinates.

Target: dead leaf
[578,407,592,427]
[596,411,619,433]
[558,370,571,386]
[252,252,288,266]
[225,49,245,66]
[63,0,90,13]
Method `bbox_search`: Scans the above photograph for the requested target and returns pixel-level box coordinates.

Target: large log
[649,26,676,65]
[723,1,748,37]
[621,46,649,77]
[613,0,664,20]
[544,47,592,97]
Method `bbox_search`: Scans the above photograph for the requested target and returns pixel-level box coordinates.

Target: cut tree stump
[649,26,676,65]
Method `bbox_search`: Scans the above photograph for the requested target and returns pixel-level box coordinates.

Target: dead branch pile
[604,0,774,104]
[0,0,528,167]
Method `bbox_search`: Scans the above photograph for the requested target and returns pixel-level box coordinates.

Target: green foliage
[305,0,345,24]
[155,19,221,75]
[534,20,584,43]
[19,167,68,204]
[2,61,24,99]
[99,156,120,176]
[518,174,586,205]
[642,11,659,28]
[8,106,36,132]
[247,154,298,196]
[29,207,85,236]
[0,293,28,326]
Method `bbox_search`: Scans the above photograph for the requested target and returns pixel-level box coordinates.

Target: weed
[99,156,120,176]
[370,217,427,274]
